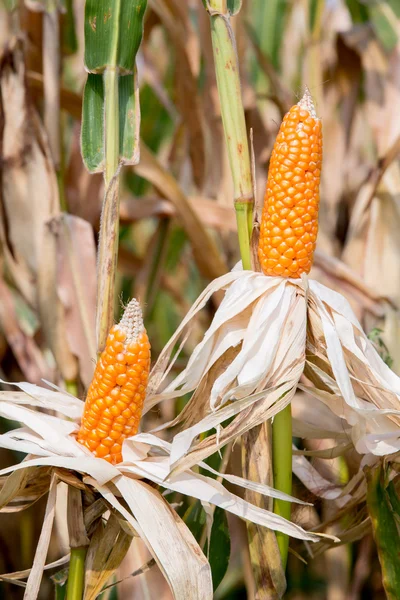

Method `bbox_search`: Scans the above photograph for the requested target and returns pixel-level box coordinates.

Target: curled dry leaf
[48,214,97,386]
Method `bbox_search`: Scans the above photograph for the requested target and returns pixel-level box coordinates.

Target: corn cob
[77,299,150,464]
[258,90,322,278]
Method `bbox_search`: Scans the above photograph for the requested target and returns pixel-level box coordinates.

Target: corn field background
[1,0,400,598]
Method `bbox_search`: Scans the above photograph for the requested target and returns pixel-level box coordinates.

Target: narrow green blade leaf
[81,73,105,172]
[207,506,230,592]
[84,0,147,73]
[119,73,139,163]
[81,73,140,172]
[183,500,206,542]
[366,464,400,600]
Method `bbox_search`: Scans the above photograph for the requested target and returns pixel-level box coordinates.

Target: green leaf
[227,0,242,15]
[51,567,68,600]
[81,73,139,172]
[207,506,230,592]
[81,74,104,172]
[62,0,78,55]
[183,500,206,542]
[84,0,147,73]
[366,464,400,599]
[368,2,398,53]
[387,478,400,527]
[203,0,241,15]
[54,584,67,600]
[184,502,230,591]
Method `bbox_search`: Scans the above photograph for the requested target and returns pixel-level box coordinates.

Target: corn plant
[1,1,400,599]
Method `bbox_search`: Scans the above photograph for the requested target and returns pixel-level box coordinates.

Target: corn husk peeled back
[0,297,331,600]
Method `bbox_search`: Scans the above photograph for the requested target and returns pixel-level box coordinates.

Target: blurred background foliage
[0,0,400,597]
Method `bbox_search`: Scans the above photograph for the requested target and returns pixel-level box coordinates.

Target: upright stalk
[66,487,89,600]
[208,1,254,268]
[272,405,292,567]
[205,0,293,577]
[95,66,121,353]
[95,0,122,353]
[66,548,87,600]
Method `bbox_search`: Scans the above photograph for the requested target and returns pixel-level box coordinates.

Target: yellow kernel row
[77,300,150,464]
[258,91,322,278]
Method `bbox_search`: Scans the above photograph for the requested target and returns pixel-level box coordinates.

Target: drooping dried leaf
[67,486,90,549]
[84,513,133,600]
[97,477,214,600]
[37,218,78,383]
[53,214,97,385]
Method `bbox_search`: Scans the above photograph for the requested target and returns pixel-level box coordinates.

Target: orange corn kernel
[77,299,151,465]
[258,89,322,278]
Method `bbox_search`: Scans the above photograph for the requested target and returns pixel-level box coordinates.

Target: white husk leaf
[0,360,326,598]
[148,269,400,459]
[3,265,399,596]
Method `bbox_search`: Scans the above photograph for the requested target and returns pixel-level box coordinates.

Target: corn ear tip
[119,298,146,343]
[297,87,318,119]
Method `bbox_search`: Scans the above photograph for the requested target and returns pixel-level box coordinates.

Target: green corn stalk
[204,0,253,269]
[81,0,146,353]
[365,463,400,599]
[66,487,90,600]
[203,0,292,586]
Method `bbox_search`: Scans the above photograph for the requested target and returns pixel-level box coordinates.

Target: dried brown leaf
[0,469,30,510]
[343,164,400,308]
[342,25,400,156]
[37,218,78,382]
[96,175,120,353]
[0,554,70,584]
[23,473,58,600]
[56,214,97,384]
[38,214,97,385]
[84,513,133,600]
[67,486,90,549]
